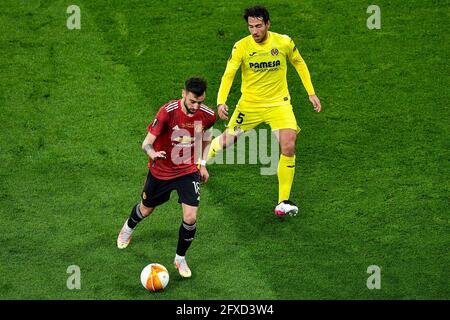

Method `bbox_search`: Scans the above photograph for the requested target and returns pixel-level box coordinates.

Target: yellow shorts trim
[226,102,300,136]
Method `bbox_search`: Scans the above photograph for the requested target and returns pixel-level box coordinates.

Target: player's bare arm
[199,163,209,183]
[309,95,321,112]
[217,104,229,120]
[142,132,166,160]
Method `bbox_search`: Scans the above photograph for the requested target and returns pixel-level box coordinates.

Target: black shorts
[141,171,200,208]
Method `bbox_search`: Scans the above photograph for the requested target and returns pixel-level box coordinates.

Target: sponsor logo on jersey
[271,48,279,56]
[152,118,158,127]
[173,135,194,144]
[249,60,281,69]
[180,123,195,128]
[249,52,257,56]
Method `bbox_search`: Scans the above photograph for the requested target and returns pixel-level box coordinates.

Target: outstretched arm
[217,43,243,119]
[288,39,322,112]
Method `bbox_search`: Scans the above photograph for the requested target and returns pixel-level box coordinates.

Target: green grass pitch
[0,0,448,299]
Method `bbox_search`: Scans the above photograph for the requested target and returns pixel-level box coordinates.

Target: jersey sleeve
[287,37,316,96]
[147,107,169,137]
[217,41,244,105]
[202,112,216,143]
[205,112,217,130]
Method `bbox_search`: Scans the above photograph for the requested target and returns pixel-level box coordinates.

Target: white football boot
[174,255,192,278]
[117,220,134,249]
[274,200,299,217]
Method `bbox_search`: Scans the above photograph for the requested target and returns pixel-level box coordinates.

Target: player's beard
[184,101,196,115]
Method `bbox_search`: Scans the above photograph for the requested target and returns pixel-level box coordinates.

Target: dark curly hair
[185,77,207,96]
[244,5,270,24]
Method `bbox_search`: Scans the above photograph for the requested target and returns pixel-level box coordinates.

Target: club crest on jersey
[271,48,279,56]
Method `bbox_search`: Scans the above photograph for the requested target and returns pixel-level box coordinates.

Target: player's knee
[184,216,196,225]
[183,210,197,225]
[281,140,296,157]
[139,203,154,217]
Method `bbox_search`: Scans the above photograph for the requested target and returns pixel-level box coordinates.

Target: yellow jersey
[217,31,315,107]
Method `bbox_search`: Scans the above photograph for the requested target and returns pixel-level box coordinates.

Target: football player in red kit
[117,77,216,278]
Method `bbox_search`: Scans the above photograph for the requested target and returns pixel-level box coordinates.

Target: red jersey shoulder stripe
[164,100,177,108]
[165,101,177,108]
[200,105,214,116]
[164,101,179,112]
[166,105,178,112]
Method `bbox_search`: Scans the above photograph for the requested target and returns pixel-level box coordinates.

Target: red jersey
[147,99,216,180]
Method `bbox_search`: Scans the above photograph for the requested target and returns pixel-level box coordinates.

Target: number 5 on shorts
[236,112,245,124]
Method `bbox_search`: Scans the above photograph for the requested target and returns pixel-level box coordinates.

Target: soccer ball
[140,263,169,292]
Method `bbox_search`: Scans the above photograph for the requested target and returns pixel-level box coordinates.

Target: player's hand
[218,104,229,120]
[149,150,166,160]
[309,95,321,112]
[199,165,209,183]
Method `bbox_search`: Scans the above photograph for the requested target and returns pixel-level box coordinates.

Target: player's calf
[174,220,196,277]
[117,203,153,249]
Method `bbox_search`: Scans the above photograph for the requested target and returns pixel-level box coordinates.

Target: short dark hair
[244,5,270,24]
[185,77,207,96]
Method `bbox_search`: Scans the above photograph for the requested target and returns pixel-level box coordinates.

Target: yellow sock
[207,135,223,161]
[277,154,296,203]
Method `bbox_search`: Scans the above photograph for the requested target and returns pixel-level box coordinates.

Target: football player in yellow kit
[207,5,321,216]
